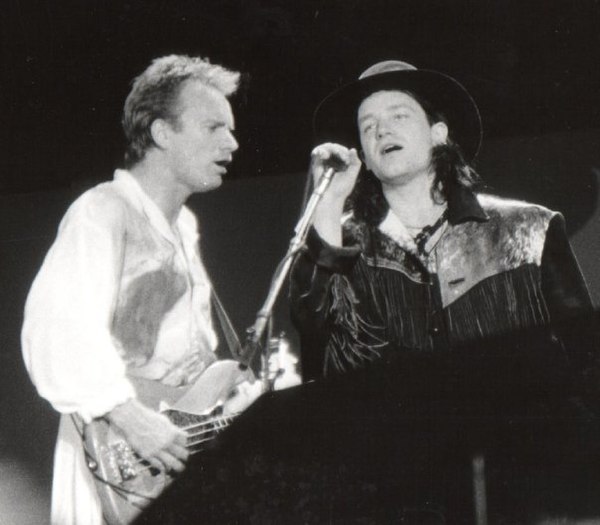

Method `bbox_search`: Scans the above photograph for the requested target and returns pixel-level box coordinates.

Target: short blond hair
[122,55,240,167]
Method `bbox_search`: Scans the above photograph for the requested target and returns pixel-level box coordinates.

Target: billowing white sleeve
[22,190,136,422]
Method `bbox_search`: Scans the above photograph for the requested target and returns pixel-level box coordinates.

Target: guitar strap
[211,289,243,360]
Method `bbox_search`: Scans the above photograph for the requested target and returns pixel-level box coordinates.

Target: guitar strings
[132,435,218,475]
[74,414,157,505]
[129,412,239,471]
[180,413,236,434]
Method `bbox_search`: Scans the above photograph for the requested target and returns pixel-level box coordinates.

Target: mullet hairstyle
[349,89,480,228]
[122,54,240,168]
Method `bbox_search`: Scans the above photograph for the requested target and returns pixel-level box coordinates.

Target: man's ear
[150,119,171,149]
[431,121,449,145]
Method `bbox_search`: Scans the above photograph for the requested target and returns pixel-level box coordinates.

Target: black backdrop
[4,0,600,194]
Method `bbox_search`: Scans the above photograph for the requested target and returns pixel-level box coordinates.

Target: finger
[172,429,188,448]
[156,451,186,474]
[312,143,348,162]
[169,442,190,462]
[146,456,165,473]
[311,144,334,159]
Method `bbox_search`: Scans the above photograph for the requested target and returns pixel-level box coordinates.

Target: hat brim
[313,69,482,162]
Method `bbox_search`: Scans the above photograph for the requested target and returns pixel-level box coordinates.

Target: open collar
[113,169,184,247]
[376,185,487,252]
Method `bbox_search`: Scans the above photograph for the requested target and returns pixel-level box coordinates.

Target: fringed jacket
[290,187,594,380]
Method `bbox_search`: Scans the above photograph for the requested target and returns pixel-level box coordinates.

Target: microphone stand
[236,167,338,377]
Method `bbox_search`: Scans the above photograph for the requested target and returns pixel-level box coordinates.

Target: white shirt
[21,169,218,524]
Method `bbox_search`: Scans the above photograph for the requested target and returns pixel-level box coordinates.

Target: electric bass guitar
[82,359,261,525]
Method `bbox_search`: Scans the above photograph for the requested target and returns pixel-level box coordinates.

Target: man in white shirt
[22,54,245,524]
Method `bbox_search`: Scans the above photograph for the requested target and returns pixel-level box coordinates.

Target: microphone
[312,166,336,198]
[323,153,349,173]
[237,154,347,369]
[311,153,347,198]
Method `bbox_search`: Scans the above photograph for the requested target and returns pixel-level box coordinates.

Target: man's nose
[376,121,392,139]
[224,131,239,152]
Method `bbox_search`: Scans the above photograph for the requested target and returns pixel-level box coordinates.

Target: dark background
[3,0,600,193]
[3,1,600,522]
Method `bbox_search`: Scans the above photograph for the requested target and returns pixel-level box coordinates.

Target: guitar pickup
[110,441,138,481]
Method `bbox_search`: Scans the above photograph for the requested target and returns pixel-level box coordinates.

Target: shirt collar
[378,209,417,252]
[113,169,184,246]
[376,185,487,252]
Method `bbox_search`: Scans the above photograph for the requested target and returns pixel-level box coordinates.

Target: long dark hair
[349,90,480,227]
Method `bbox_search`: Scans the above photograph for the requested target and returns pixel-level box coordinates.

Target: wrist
[105,398,139,424]
[313,206,344,247]
[318,191,347,211]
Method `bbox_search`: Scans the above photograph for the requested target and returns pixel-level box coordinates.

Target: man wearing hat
[290,60,594,380]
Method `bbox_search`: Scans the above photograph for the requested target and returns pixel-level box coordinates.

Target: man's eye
[394,113,409,120]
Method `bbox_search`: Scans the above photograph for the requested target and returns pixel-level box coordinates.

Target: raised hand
[310,143,362,246]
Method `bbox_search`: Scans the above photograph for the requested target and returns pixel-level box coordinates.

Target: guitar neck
[163,408,238,455]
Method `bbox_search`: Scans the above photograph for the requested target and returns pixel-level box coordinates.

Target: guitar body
[83,359,256,525]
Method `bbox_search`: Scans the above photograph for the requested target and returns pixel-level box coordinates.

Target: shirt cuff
[305,227,360,273]
[76,381,137,423]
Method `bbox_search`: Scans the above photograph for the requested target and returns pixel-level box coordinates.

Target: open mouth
[381,145,403,155]
[214,160,231,170]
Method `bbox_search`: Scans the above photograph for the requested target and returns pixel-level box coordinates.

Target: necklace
[412,209,449,255]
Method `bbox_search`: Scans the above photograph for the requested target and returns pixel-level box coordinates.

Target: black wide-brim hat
[313,60,483,162]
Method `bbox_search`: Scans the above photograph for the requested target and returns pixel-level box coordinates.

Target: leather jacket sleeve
[541,213,597,372]
[289,227,360,379]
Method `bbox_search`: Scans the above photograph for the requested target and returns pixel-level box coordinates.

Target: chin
[198,177,222,192]
[374,171,404,183]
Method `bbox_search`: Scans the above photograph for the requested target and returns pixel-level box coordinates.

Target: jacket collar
[373,185,488,248]
[446,184,489,225]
